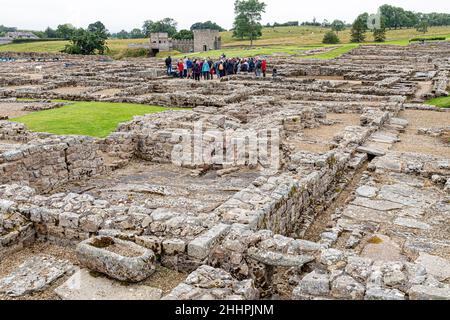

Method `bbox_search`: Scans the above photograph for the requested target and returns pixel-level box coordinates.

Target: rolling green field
[425,96,450,108]
[1,26,450,60]
[13,101,182,137]
[0,38,150,59]
[220,25,450,46]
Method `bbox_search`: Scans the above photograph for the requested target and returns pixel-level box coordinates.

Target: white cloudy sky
[1,0,449,32]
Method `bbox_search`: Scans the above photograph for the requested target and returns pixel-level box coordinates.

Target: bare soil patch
[393,110,450,158]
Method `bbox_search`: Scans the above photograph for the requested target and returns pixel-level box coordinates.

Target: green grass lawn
[425,96,450,108]
[13,101,182,138]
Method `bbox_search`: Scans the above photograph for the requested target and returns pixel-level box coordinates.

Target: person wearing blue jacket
[202,59,210,80]
[186,58,193,79]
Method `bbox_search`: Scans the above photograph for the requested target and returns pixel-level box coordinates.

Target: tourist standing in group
[167,55,268,80]
[193,60,201,81]
[262,59,267,78]
[186,58,193,79]
[226,59,234,76]
[177,59,184,79]
[218,60,225,78]
[249,58,255,73]
[255,58,262,77]
[165,56,172,76]
[183,57,188,78]
[202,59,210,80]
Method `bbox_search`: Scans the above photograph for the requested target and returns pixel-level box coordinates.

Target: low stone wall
[0,190,36,258]
[0,121,31,142]
[432,70,449,97]
[0,133,105,192]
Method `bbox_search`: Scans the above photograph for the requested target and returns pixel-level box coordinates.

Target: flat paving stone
[416,253,450,281]
[361,235,406,262]
[351,197,404,211]
[0,255,74,297]
[356,186,378,198]
[394,217,431,230]
[342,204,394,223]
[55,269,163,300]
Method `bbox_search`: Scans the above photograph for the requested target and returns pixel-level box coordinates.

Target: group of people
[165,55,269,81]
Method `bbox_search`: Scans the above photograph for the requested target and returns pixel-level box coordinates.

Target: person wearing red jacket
[262,59,267,78]
[178,59,184,79]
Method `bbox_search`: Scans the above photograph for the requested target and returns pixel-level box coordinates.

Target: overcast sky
[1,0,449,32]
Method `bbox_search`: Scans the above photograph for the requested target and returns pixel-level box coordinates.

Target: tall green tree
[63,26,108,55]
[172,29,194,40]
[142,18,178,37]
[190,21,225,31]
[350,13,368,43]
[416,20,429,34]
[116,30,130,39]
[87,21,109,38]
[56,24,76,39]
[44,27,58,38]
[130,28,144,39]
[232,0,266,46]
[331,20,345,34]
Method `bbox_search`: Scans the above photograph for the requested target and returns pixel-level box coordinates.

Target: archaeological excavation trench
[0,43,449,300]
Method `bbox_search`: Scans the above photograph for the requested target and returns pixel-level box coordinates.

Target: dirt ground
[290,113,361,153]
[414,81,432,100]
[50,86,90,95]
[0,102,31,118]
[393,110,450,158]
[91,88,123,97]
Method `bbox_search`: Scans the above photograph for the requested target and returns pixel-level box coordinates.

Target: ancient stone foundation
[0,43,449,300]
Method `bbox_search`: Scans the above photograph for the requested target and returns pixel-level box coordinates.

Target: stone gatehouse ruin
[130,29,222,56]
[0,42,449,300]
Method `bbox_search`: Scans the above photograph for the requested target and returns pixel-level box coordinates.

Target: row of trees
[349,6,439,44]
[112,20,224,40]
[0,25,17,37]
[379,4,450,29]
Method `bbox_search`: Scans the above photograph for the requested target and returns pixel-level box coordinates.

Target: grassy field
[0,38,149,59]
[221,25,450,46]
[1,26,450,60]
[13,101,181,137]
[425,96,450,108]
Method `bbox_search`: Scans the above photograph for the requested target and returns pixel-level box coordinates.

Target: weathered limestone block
[76,236,156,282]
[409,285,450,300]
[331,274,365,299]
[247,247,314,268]
[416,253,450,282]
[59,212,79,228]
[135,235,162,254]
[364,287,405,300]
[79,214,104,233]
[162,238,186,255]
[163,265,259,300]
[293,271,330,298]
[188,223,230,260]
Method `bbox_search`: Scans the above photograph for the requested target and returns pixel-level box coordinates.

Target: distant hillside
[220,25,450,46]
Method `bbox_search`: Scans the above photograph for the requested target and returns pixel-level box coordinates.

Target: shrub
[410,37,446,42]
[322,31,340,44]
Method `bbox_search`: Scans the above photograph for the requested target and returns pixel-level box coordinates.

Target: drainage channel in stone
[303,162,369,243]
